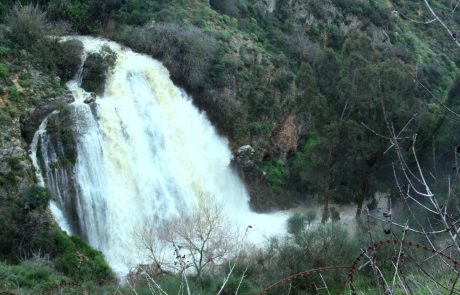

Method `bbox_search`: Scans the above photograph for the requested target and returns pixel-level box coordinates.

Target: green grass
[0,260,71,293]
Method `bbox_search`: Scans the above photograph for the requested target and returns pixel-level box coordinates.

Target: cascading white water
[30,36,287,275]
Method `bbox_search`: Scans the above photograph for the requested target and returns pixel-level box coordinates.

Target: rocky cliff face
[0,67,74,201]
[0,118,34,199]
[270,114,301,160]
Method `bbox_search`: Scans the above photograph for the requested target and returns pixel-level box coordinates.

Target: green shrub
[55,40,84,82]
[287,213,307,235]
[18,71,32,87]
[0,185,53,261]
[257,160,288,190]
[263,223,358,292]
[210,0,241,18]
[0,185,112,282]
[8,85,19,101]
[329,207,340,222]
[81,46,116,94]
[18,71,31,81]
[53,229,113,283]
[0,63,8,80]
[0,46,7,56]
[17,185,51,212]
[18,78,32,88]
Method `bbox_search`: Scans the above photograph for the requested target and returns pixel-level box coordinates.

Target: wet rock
[20,93,74,144]
[232,144,281,212]
[90,102,99,119]
[84,93,96,104]
[236,145,255,169]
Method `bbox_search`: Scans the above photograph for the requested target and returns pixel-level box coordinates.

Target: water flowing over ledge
[30,36,288,276]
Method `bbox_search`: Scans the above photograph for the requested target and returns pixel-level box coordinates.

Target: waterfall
[30,36,287,275]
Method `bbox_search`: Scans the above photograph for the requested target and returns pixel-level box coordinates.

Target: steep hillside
[1,0,460,293]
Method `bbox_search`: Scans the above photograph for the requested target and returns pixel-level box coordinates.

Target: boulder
[84,93,96,104]
[20,93,74,144]
[236,145,255,169]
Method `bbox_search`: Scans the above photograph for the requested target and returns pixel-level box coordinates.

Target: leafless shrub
[284,32,320,63]
[210,0,241,18]
[117,23,218,89]
[5,3,50,47]
[134,200,242,280]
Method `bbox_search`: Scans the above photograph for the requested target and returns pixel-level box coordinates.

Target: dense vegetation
[1,0,460,293]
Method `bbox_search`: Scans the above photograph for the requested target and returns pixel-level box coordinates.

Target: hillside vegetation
[1,0,460,294]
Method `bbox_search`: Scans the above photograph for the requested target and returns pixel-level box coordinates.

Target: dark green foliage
[302,29,431,212]
[329,207,340,222]
[257,160,288,191]
[8,85,19,101]
[81,46,116,94]
[52,229,112,283]
[210,272,256,294]
[432,75,460,170]
[0,184,112,283]
[55,40,84,82]
[314,48,341,98]
[0,185,53,260]
[210,0,241,18]
[287,212,307,235]
[17,184,51,212]
[0,63,8,80]
[264,223,357,292]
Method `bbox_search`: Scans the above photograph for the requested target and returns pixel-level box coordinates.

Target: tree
[305,32,429,217]
[393,0,460,48]
[134,200,241,281]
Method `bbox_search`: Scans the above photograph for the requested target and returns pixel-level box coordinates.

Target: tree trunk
[356,177,369,217]
[322,195,329,223]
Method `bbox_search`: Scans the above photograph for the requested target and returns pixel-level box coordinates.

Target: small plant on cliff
[0,63,8,81]
[81,45,117,94]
